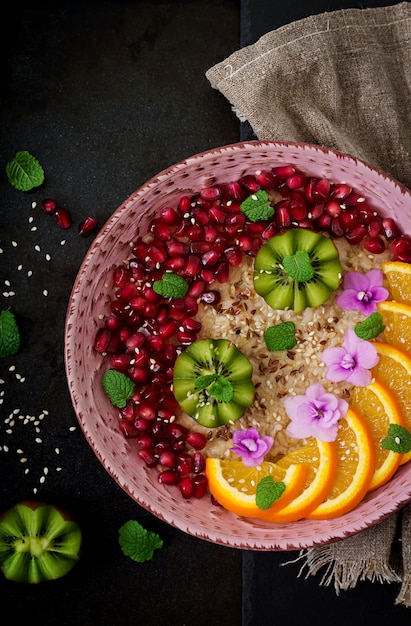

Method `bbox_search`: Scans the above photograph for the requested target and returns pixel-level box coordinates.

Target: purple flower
[284,383,348,442]
[336,269,388,315]
[231,428,274,467]
[322,328,379,386]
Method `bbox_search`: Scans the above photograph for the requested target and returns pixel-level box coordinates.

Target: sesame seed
[34,244,41,252]
[42,289,48,297]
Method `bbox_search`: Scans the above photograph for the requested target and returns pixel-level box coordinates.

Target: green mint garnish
[0,310,20,358]
[282,250,314,282]
[256,476,286,510]
[6,151,45,191]
[118,520,163,563]
[354,312,385,340]
[102,369,136,408]
[153,272,189,298]
[240,189,275,222]
[194,373,233,402]
[381,424,411,454]
[264,321,296,352]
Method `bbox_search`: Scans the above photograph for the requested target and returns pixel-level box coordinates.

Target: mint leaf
[6,151,45,191]
[381,424,411,454]
[354,312,385,340]
[209,375,234,402]
[240,190,275,222]
[153,272,189,298]
[0,310,20,358]
[256,476,286,510]
[283,250,314,282]
[118,520,163,563]
[264,321,296,351]
[194,373,218,390]
[102,369,135,408]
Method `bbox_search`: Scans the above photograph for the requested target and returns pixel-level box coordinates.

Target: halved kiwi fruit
[0,501,82,583]
[173,338,254,428]
[253,228,342,312]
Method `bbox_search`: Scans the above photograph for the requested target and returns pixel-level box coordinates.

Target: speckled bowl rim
[65,140,411,550]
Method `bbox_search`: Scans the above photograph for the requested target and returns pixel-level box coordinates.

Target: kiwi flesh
[253,228,342,312]
[0,501,82,583]
[173,338,254,428]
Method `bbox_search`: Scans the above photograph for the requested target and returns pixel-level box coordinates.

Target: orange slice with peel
[350,378,405,490]
[307,407,375,520]
[204,459,309,520]
[382,260,411,304]
[265,438,338,522]
[371,341,411,464]
[377,300,411,353]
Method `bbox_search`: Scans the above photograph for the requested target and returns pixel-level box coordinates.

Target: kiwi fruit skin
[253,228,342,312]
[173,338,254,428]
[0,501,82,584]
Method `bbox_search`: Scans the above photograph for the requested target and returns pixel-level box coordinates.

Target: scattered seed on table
[17,264,23,270]
[34,245,41,252]
[60,240,66,245]
[12,241,17,247]
[69,426,76,431]
[31,226,38,232]
[45,253,51,261]
[35,438,42,444]
[32,202,36,209]
[27,270,33,277]
[42,289,48,296]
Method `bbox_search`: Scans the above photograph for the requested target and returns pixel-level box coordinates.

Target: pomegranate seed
[200,186,221,201]
[276,204,291,229]
[110,353,132,372]
[187,279,206,298]
[363,236,386,254]
[177,453,194,476]
[192,475,208,499]
[159,451,177,469]
[224,181,244,201]
[139,402,157,421]
[345,225,367,245]
[94,328,111,353]
[255,170,275,189]
[183,295,198,316]
[239,174,260,193]
[179,476,194,499]
[160,206,178,225]
[285,173,306,190]
[181,317,201,333]
[311,178,330,201]
[134,417,151,432]
[55,208,72,229]
[357,205,375,223]
[136,434,155,450]
[186,431,207,450]
[272,165,296,179]
[198,290,221,306]
[331,183,352,199]
[138,450,157,467]
[367,218,382,238]
[128,366,150,384]
[204,224,219,242]
[209,206,226,224]
[215,260,229,283]
[105,314,122,331]
[158,319,177,339]
[382,218,401,239]
[339,209,359,231]
[193,452,206,473]
[78,216,97,237]
[391,235,411,261]
[158,470,180,485]
[202,249,220,267]
[331,217,344,237]
[113,266,131,288]
[345,192,366,206]
[119,421,139,438]
[169,299,186,320]
[125,332,146,351]
[177,195,191,214]
[169,423,188,438]
[236,232,253,251]
[184,254,202,277]
[315,213,332,231]
[224,246,243,266]
[325,200,342,217]
[116,283,138,303]
[41,198,57,214]
[150,219,171,241]
[289,197,307,221]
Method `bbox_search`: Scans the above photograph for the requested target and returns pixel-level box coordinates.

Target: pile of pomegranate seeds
[41,198,97,236]
[93,164,411,501]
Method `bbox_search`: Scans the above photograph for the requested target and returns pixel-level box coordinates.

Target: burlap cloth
[206,1,411,607]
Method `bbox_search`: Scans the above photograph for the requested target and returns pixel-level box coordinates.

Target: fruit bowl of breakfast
[65,141,411,550]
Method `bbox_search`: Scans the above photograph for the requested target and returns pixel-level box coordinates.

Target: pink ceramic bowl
[65,141,411,550]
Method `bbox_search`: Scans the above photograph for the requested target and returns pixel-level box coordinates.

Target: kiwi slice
[0,501,82,583]
[253,228,342,312]
[173,338,254,428]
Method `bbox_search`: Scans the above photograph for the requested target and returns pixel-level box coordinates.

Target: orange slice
[350,378,405,490]
[204,459,309,520]
[382,260,411,304]
[371,341,411,464]
[307,407,375,520]
[377,300,411,353]
[265,439,338,522]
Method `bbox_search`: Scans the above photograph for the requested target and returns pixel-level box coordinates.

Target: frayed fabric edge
[396,580,411,607]
[287,548,401,595]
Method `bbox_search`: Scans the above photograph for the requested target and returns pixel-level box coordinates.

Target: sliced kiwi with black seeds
[173,338,254,428]
[0,501,82,583]
[253,228,342,312]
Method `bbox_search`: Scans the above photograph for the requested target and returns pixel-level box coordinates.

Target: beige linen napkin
[206,1,411,606]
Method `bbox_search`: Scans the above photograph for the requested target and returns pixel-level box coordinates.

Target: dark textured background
[1,1,410,625]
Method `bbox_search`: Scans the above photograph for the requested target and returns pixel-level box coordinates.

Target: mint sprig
[0,310,20,358]
[6,151,45,191]
[153,272,189,298]
[354,312,385,340]
[283,250,314,282]
[194,373,233,402]
[240,189,275,222]
[102,369,136,408]
[256,476,286,510]
[118,520,163,563]
[381,424,411,454]
[264,321,296,352]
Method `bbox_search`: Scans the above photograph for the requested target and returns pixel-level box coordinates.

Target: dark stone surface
[1,2,242,625]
